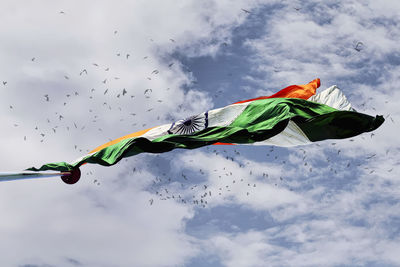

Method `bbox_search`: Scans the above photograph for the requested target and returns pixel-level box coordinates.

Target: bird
[79,69,87,75]
[354,41,363,52]
[44,95,49,101]
[2,81,7,85]
[168,63,174,67]
[122,88,127,96]
[126,54,130,59]
[31,57,36,61]
[114,30,118,35]
[241,8,251,13]
[149,199,154,205]
[170,38,175,42]
[294,7,301,11]
[366,154,376,159]
[102,78,107,84]
[59,11,65,14]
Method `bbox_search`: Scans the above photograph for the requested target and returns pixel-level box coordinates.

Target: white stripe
[132,102,251,141]
[246,120,311,147]
[208,102,250,127]
[308,85,353,111]
[142,123,172,140]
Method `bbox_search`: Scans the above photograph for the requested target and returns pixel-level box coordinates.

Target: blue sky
[0,1,399,266]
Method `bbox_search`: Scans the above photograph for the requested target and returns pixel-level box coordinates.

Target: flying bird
[241,8,251,13]
[354,41,363,52]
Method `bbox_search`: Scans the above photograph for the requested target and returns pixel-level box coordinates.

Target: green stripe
[231,98,383,141]
[27,98,384,172]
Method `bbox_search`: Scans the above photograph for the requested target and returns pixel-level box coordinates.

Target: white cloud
[0,0,264,266]
[1,0,400,266]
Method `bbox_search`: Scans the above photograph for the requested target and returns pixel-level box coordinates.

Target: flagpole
[0,168,81,184]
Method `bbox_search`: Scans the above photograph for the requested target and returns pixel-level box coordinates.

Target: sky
[0,0,399,266]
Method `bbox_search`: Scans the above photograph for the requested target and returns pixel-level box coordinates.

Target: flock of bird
[141,136,397,208]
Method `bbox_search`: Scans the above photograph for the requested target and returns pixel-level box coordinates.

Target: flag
[28,79,384,172]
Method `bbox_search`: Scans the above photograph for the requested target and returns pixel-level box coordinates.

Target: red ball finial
[61,168,81,184]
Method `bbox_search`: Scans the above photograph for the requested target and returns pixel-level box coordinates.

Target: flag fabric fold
[28,79,384,172]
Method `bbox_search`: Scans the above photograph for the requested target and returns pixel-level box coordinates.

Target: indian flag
[29,79,384,172]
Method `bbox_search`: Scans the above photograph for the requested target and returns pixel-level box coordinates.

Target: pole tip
[61,168,81,184]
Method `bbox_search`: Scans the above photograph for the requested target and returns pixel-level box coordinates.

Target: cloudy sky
[0,0,399,266]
